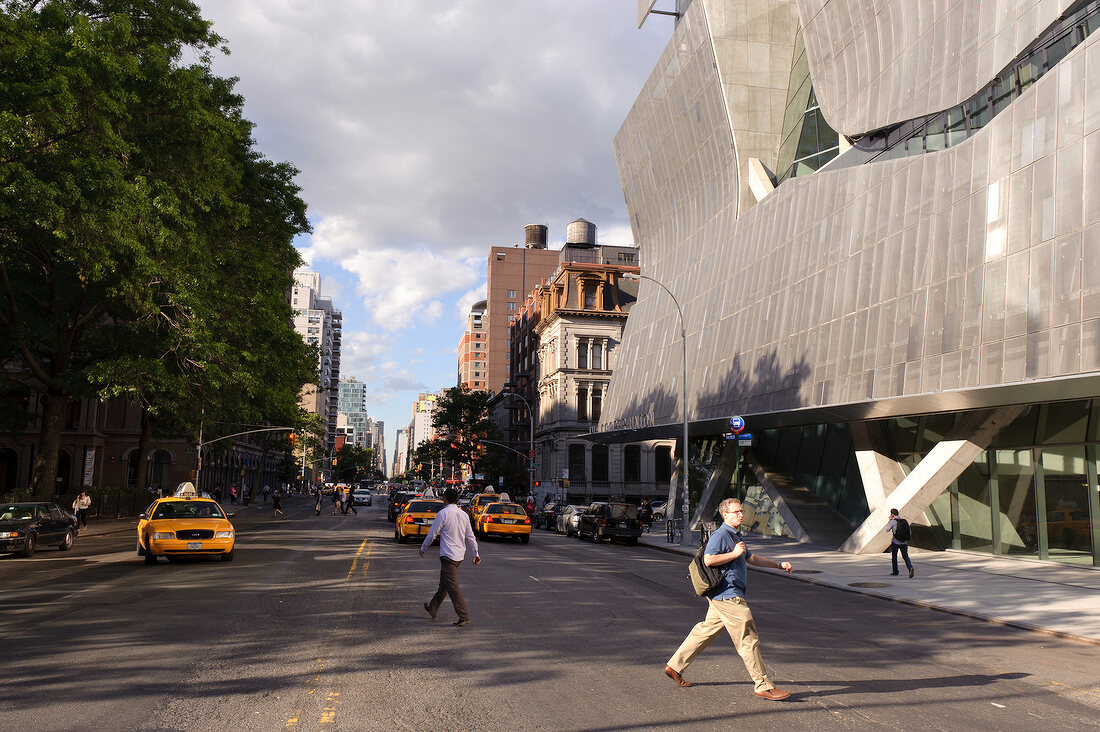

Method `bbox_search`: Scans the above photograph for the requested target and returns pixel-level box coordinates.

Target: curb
[635,538,1100,647]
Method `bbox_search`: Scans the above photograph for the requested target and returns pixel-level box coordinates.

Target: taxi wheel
[521,535,530,544]
[144,541,157,564]
[395,528,406,544]
[136,539,145,557]
[221,549,234,562]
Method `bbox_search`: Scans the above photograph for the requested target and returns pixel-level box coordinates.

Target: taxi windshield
[486,504,525,514]
[152,501,225,520]
[406,500,443,512]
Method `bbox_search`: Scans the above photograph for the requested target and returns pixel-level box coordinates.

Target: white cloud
[454,284,487,322]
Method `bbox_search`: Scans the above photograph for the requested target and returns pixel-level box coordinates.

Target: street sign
[724,433,738,441]
[738,432,752,446]
[729,416,744,434]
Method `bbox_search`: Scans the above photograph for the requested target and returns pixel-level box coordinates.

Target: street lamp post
[622,272,690,547]
[503,383,535,500]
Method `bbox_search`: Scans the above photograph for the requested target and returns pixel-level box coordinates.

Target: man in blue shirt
[663,498,794,701]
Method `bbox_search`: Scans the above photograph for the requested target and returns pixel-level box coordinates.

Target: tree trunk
[134,408,155,492]
[30,390,67,499]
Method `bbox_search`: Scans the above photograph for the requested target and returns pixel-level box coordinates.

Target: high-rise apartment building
[408,392,439,456]
[336,378,370,449]
[457,300,488,390]
[485,224,561,393]
[596,0,1100,566]
[292,270,342,452]
[393,428,408,478]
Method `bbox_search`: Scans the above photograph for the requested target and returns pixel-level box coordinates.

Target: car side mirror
[139,513,148,520]
[226,513,236,518]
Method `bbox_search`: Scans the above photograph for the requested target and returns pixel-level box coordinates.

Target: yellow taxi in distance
[468,492,503,524]
[394,499,444,543]
[137,489,235,564]
[476,502,531,543]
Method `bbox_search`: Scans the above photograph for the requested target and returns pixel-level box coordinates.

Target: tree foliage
[0,0,315,496]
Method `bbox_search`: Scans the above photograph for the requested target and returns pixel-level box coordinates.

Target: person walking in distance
[72,490,91,529]
[663,498,794,701]
[272,490,283,518]
[886,508,914,578]
[314,487,323,515]
[420,487,481,627]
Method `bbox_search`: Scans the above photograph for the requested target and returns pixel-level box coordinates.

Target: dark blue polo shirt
[705,523,750,600]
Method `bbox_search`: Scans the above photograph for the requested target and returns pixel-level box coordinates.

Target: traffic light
[535,480,541,488]
[332,458,337,466]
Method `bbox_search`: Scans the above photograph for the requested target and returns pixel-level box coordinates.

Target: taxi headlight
[0,531,19,539]
[151,532,175,540]
[214,531,234,539]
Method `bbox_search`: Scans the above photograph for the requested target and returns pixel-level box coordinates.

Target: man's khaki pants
[666,596,774,692]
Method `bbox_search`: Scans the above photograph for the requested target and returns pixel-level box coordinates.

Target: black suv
[577,502,642,544]
[387,491,417,522]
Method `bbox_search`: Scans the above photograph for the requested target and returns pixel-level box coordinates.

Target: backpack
[893,517,911,542]
[687,544,726,597]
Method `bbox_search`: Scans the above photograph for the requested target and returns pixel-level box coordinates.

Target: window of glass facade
[655,446,672,483]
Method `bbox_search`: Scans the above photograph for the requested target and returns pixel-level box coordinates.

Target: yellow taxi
[468,492,504,524]
[137,483,235,564]
[394,498,444,544]
[475,502,531,543]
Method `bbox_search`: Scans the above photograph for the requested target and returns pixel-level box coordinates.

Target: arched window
[655,445,673,483]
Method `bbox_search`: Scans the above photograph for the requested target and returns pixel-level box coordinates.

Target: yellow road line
[344,538,369,582]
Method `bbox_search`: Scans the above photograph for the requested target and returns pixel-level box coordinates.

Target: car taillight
[523,517,531,524]
[484,516,494,522]
[404,516,414,523]
[598,518,607,526]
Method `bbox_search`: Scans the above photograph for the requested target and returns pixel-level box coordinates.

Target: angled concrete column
[851,421,907,513]
[688,441,738,531]
[746,452,811,544]
[840,406,1026,555]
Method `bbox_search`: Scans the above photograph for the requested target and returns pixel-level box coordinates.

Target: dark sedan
[0,502,77,557]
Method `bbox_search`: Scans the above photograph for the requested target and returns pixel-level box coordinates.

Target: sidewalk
[638,530,1100,645]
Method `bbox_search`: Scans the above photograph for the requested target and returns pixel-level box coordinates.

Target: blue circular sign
[729,416,744,434]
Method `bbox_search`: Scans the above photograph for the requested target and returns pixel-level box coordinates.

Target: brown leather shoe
[754,688,791,701]
[423,602,436,619]
[664,665,692,687]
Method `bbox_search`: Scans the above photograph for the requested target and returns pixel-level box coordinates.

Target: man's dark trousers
[891,542,912,574]
[429,557,469,621]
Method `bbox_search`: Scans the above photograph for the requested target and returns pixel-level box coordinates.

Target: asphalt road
[0,495,1097,731]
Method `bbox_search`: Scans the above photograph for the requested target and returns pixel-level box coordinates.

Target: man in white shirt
[420,487,481,626]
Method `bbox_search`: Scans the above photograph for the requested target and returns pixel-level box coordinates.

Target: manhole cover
[793,569,822,574]
[848,582,891,588]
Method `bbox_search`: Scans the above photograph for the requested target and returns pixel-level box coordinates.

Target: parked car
[577,502,643,544]
[556,505,586,537]
[650,500,668,522]
[394,499,444,544]
[534,502,561,530]
[0,502,77,557]
[351,488,373,506]
[475,502,532,543]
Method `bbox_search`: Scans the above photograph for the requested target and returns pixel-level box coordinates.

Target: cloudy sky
[196,1,671,466]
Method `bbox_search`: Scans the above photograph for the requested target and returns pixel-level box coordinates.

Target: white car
[352,489,373,506]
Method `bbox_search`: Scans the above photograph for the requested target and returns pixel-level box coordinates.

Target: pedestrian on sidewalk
[230,485,238,504]
[663,497,794,701]
[272,490,283,518]
[886,508,914,578]
[214,485,223,503]
[72,490,91,529]
[332,488,341,515]
[263,485,270,502]
[420,487,481,627]
[641,499,653,534]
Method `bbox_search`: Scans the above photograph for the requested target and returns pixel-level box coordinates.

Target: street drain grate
[848,582,891,588]
[793,569,822,574]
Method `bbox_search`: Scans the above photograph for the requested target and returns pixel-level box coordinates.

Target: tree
[431,386,497,478]
[0,1,315,496]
